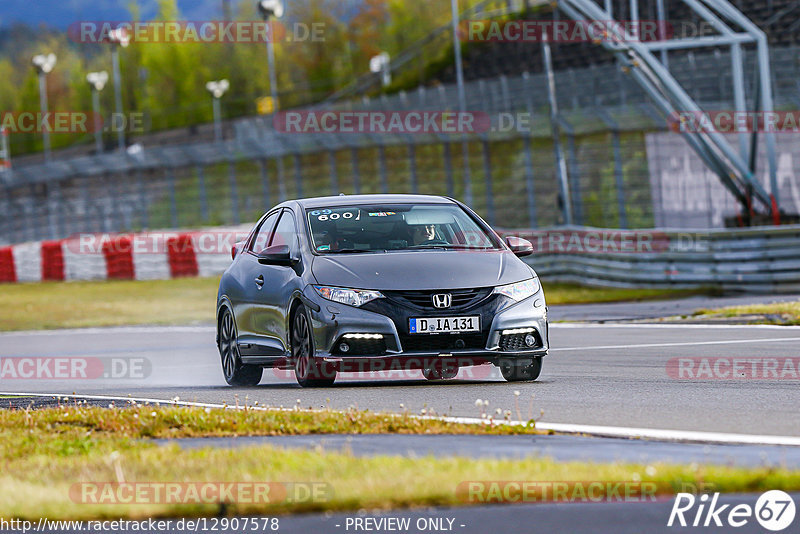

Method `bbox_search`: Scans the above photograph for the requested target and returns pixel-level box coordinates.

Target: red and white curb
[0,226,250,283]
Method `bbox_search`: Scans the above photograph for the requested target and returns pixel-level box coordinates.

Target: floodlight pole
[655,0,669,68]
[91,87,103,154]
[542,32,573,226]
[259,1,287,202]
[37,70,51,163]
[87,72,108,154]
[206,80,229,142]
[111,45,125,151]
[266,23,286,201]
[212,97,223,142]
[451,0,473,206]
[266,28,279,115]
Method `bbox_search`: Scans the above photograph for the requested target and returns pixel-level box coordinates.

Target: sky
[0,0,224,29]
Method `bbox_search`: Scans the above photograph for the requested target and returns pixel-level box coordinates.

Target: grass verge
[1,404,799,520]
[0,278,220,331]
[691,301,800,326]
[0,279,701,332]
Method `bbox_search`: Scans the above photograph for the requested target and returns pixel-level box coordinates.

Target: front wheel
[292,305,336,388]
[500,357,542,382]
[218,309,263,386]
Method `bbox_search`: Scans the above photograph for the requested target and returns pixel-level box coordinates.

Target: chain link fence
[2,44,799,246]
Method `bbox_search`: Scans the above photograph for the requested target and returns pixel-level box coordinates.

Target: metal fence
[515,225,800,293]
[2,44,799,246]
[0,115,660,246]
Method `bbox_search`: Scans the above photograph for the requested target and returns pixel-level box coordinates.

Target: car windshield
[306,203,502,254]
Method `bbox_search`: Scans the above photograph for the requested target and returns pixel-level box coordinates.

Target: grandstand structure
[330,0,796,224]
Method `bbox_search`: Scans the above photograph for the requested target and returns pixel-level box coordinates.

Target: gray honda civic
[216,194,548,387]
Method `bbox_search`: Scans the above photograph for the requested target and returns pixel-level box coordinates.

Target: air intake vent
[385,288,492,310]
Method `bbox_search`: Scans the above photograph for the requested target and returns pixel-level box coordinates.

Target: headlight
[313,286,384,307]
[493,278,540,302]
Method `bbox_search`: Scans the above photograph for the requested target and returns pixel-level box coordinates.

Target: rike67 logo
[668,491,796,531]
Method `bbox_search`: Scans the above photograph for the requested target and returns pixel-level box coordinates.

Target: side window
[249,212,280,253]
[271,210,299,256]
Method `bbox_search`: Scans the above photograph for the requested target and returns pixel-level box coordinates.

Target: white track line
[439,416,800,446]
[3,391,800,447]
[555,323,800,330]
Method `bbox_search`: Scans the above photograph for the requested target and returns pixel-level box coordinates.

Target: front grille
[332,337,387,356]
[384,288,493,310]
[500,331,542,352]
[361,291,504,355]
[399,332,487,353]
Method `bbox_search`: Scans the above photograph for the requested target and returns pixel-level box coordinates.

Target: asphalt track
[549,293,800,322]
[1,321,799,436]
[0,496,794,534]
[3,300,800,533]
[205,496,800,534]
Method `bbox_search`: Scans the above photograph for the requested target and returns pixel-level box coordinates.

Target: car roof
[293,194,456,209]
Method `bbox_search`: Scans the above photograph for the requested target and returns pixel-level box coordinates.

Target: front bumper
[303,285,548,364]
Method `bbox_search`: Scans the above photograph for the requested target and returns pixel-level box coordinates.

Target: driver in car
[411,224,438,245]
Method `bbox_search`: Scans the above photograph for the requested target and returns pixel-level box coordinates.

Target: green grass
[543,283,705,306]
[2,404,799,520]
[1,403,542,439]
[0,278,220,331]
[692,301,800,326]
[0,278,703,332]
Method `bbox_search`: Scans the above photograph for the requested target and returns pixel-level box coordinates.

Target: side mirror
[257,245,297,266]
[231,240,245,260]
[506,236,534,257]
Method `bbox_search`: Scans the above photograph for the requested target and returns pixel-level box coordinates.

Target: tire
[218,308,263,386]
[292,305,336,388]
[500,357,542,382]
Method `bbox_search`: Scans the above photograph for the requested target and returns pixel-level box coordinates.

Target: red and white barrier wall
[0,226,251,283]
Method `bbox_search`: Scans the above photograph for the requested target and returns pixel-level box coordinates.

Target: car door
[230,210,282,357]
[258,208,304,350]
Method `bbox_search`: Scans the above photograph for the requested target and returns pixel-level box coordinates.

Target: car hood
[311,250,533,290]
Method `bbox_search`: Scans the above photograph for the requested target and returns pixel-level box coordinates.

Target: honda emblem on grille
[432,293,452,309]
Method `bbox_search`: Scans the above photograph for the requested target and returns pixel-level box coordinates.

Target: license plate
[409,316,480,334]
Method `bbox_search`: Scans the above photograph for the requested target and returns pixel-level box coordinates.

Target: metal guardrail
[502,225,800,292]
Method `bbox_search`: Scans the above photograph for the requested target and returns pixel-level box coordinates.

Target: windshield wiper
[324,248,380,254]
[407,244,493,250]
